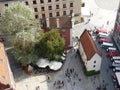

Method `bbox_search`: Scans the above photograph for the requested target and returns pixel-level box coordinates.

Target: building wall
[0,0,82,28]
[86,53,101,71]
[24,0,81,18]
[113,3,120,51]
[24,0,82,28]
[78,42,101,71]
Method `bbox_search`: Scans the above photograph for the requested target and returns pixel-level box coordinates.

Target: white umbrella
[36,58,49,68]
[49,61,62,70]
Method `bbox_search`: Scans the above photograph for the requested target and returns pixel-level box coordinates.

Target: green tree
[12,30,40,66]
[0,2,42,66]
[36,29,65,61]
[0,2,40,35]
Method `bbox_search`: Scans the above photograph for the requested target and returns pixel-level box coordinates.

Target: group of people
[65,68,81,85]
[53,80,64,89]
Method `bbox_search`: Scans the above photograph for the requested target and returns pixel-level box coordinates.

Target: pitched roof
[80,29,98,60]
[0,43,13,89]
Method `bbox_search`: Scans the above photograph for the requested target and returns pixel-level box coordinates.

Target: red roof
[80,30,99,60]
[0,43,14,90]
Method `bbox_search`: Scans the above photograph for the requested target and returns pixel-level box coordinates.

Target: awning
[49,61,62,70]
[36,58,49,68]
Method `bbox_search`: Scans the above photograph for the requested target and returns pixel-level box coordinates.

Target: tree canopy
[0,2,41,66]
[0,2,40,35]
[36,29,65,61]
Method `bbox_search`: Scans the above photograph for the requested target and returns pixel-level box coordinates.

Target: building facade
[24,0,82,29]
[78,30,102,72]
[113,3,120,51]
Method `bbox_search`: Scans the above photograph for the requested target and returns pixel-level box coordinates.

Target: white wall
[78,42,87,65]
[86,53,102,71]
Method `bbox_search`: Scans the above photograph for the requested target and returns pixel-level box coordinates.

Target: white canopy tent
[36,58,49,68]
[49,61,62,70]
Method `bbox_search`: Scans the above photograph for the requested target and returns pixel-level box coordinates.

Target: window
[93,65,96,68]
[49,13,52,17]
[70,3,73,7]
[25,1,29,5]
[48,0,51,2]
[56,0,59,1]
[94,61,96,63]
[35,15,38,19]
[63,4,66,8]
[40,0,44,3]
[5,4,8,7]
[42,14,45,18]
[41,7,45,11]
[63,11,66,15]
[70,10,73,14]
[56,12,60,16]
[56,5,59,9]
[49,6,52,10]
[33,0,37,4]
[34,8,38,12]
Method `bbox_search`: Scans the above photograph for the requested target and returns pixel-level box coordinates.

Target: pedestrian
[91,13,93,16]
[101,24,104,28]
[88,19,90,23]
[73,82,75,86]
[54,81,56,86]
[79,78,81,81]
[36,86,40,90]
[107,21,109,25]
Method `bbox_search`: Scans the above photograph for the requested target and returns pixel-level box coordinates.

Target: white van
[101,42,113,48]
[111,56,120,61]
[112,62,120,67]
[113,67,120,72]
[97,32,109,38]
[114,60,120,64]
[106,47,117,52]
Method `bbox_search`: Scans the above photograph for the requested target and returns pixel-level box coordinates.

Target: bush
[54,54,61,61]
[85,70,100,76]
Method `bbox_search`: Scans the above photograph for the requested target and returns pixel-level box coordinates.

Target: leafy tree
[0,2,42,66]
[12,27,41,66]
[0,2,40,35]
[36,29,65,61]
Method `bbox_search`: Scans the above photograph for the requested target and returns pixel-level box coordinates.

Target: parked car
[106,51,119,57]
[106,47,117,52]
[0,38,6,42]
[96,29,108,34]
[98,38,111,43]
[97,32,109,38]
[101,42,113,48]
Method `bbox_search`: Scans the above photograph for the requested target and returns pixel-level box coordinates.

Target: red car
[96,29,108,34]
[98,38,111,43]
[0,38,6,42]
[106,51,119,57]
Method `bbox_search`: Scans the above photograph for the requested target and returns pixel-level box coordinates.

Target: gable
[80,29,98,60]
